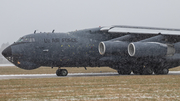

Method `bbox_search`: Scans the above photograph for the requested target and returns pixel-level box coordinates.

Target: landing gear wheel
[117,70,122,75]
[125,69,131,75]
[61,69,68,76]
[142,67,153,75]
[154,68,169,75]
[132,69,140,75]
[56,69,68,76]
[162,68,169,74]
[56,69,62,76]
[117,69,131,75]
[154,69,160,75]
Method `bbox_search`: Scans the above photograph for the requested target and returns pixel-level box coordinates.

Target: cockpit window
[16,37,35,43]
[17,37,24,42]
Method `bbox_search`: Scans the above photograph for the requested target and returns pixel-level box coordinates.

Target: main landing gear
[117,68,131,75]
[154,68,169,75]
[113,65,169,75]
[133,67,154,75]
[56,67,68,76]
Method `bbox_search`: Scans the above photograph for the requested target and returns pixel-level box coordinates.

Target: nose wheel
[56,69,68,76]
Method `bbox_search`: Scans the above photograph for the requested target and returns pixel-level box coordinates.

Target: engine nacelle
[98,41,129,55]
[128,42,175,57]
[174,42,180,53]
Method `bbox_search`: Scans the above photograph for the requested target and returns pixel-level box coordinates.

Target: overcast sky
[0,0,180,45]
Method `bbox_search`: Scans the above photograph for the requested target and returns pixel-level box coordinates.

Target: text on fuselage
[44,38,77,43]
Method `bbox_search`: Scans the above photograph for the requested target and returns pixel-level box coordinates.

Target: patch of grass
[169,66,180,71]
[0,75,180,100]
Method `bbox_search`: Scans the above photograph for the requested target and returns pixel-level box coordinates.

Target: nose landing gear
[56,67,68,76]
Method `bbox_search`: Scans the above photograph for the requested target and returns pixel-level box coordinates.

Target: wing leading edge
[101,26,180,35]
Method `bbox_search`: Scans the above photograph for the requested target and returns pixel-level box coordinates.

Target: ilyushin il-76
[2,25,180,76]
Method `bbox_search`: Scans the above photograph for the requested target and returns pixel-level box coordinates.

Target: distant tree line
[0,43,10,64]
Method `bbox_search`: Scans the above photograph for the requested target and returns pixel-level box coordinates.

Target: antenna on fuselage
[52,30,55,33]
[34,30,36,34]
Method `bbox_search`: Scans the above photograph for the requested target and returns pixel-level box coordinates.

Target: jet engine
[98,41,129,55]
[128,42,175,57]
[174,42,180,53]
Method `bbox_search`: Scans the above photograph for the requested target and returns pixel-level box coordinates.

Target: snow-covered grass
[0,75,180,100]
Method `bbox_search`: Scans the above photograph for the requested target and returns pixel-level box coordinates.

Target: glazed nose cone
[2,46,12,57]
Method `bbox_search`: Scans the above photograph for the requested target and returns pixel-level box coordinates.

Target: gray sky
[0,0,180,45]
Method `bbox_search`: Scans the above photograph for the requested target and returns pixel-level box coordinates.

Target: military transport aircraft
[2,25,180,76]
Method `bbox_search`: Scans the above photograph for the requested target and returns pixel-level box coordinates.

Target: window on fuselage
[16,37,35,43]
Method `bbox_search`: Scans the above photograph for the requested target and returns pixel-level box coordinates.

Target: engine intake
[99,42,106,55]
[98,41,129,55]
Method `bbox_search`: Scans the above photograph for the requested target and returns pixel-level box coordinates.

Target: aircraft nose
[2,46,12,57]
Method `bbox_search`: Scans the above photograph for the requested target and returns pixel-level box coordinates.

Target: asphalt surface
[0,71,180,80]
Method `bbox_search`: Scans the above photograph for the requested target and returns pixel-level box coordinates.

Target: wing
[99,25,180,57]
[100,25,180,35]
[99,25,180,75]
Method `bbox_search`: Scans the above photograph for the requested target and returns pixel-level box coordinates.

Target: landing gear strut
[56,67,68,76]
